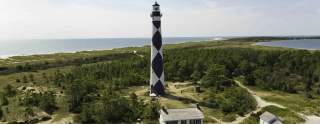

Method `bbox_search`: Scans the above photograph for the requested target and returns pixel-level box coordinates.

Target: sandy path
[218,80,286,124]
[38,114,75,124]
[234,80,286,109]
[304,115,320,124]
[235,80,320,124]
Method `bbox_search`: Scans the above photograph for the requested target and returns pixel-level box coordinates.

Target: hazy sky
[0,0,319,40]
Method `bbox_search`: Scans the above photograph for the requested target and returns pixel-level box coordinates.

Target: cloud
[0,0,152,39]
[0,0,319,40]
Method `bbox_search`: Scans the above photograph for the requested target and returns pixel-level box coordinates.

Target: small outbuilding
[159,108,204,124]
[260,111,282,124]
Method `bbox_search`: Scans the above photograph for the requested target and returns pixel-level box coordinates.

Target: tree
[177,60,192,81]
[3,84,16,97]
[143,101,160,121]
[16,79,21,83]
[221,88,256,115]
[201,64,228,87]
[191,70,202,83]
[23,75,28,83]
[39,92,57,114]
[78,103,94,123]
[245,74,255,85]
[305,71,314,98]
[23,92,57,114]
[0,108,3,119]
[317,83,320,95]
[24,107,35,119]
[0,92,8,106]
[239,60,251,75]
[29,74,34,82]
[78,90,144,123]
[68,81,85,113]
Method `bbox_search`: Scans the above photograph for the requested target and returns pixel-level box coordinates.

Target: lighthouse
[150,2,165,96]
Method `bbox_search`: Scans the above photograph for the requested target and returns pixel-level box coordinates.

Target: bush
[222,88,257,115]
[222,113,237,122]
[3,84,16,97]
[0,92,9,106]
[23,92,57,114]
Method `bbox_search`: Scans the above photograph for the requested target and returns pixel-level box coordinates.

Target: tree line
[164,48,320,97]
[20,45,320,123]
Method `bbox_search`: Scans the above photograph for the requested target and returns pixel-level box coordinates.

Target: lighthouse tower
[150,2,165,96]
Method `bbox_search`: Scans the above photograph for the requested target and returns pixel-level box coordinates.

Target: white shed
[159,108,204,124]
[260,111,282,124]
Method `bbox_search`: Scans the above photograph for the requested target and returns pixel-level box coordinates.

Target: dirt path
[234,80,320,124]
[304,115,320,124]
[234,80,286,109]
[38,114,75,124]
[222,80,286,124]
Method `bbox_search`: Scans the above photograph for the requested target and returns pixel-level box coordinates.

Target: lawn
[250,87,320,115]
[241,105,305,124]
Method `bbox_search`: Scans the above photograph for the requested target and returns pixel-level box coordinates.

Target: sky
[0,0,319,40]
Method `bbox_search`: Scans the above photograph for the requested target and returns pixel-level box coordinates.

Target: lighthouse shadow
[162,94,198,104]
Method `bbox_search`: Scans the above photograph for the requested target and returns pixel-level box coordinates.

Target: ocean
[256,39,320,50]
[0,37,215,59]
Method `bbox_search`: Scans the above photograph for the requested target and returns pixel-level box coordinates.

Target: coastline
[0,37,224,60]
[255,39,320,51]
[0,48,114,60]
[0,37,219,60]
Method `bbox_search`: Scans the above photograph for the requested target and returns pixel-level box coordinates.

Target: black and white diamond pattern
[150,2,165,96]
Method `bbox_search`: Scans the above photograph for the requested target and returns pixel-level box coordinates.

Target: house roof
[160,108,204,121]
[273,120,283,124]
[259,111,279,122]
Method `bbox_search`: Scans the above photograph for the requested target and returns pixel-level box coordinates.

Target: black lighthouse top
[151,2,162,17]
[153,2,160,6]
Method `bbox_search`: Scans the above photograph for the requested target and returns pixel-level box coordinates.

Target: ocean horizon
[0,37,221,59]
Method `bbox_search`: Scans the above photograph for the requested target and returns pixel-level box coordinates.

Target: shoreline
[0,48,115,60]
[0,38,222,60]
[3,37,319,60]
[255,39,320,51]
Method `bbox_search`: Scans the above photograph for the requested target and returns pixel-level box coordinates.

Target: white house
[260,111,282,124]
[159,108,204,124]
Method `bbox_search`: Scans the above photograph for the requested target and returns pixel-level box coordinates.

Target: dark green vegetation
[0,37,319,123]
[165,46,320,98]
[200,64,256,115]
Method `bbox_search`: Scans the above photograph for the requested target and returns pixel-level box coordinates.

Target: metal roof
[160,108,204,121]
[273,120,283,124]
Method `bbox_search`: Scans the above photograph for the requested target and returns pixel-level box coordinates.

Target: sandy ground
[235,80,286,109]
[38,114,75,124]
[304,115,320,124]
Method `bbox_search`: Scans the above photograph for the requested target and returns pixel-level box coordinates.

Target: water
[256,39,320,50]
[0,37,214,58]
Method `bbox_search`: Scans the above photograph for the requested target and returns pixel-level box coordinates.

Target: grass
[241,105,305,124]
[222,113,237,122]
[249,87,320,115]
[240,116,259,124]
[263,106,305,124]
